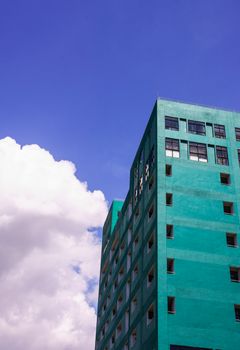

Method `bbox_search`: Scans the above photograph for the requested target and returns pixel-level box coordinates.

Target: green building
[95,99,240,350]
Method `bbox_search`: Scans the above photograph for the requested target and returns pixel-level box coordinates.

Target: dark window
[165,116,179,131]
[148,204,154,219]
[149,175,154,191]
[223,202,234,215]
[234,304,240,321]
[130,329,137,347]
[149,145,155,170]
[168,296,175,313]
[165,138,180,158]
[166,224,174,239]
[214,124,226,138]
[216,146,229,165]
[238,149,240,165]
[220,173,230,185]
[147,304,154,325]
[226,233,238,247]
[235,128,240,141]
[147,267,154,287]
[166,164,172,176]
[230,267,240,282]
[189,142,207,162]
[188,120,206,135]
[166,193,173,206]
[167,258,175,274]
[116,323,122,337]
[148,233,154,252]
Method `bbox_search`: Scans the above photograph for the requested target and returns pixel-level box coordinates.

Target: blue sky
[1,0,240,203]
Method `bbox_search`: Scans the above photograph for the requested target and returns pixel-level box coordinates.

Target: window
[165,138,180,158]
[166,193,173,206]
[167,258,175,274]
[120,241,125,256]
[114,279,118,290]
[132,265,138,281]
[133,235,139,254]
[139,175,143,195]
[230,267,240,282]
[126,279,131,300]
[168,296,176,314]
[125,309,129,332]
[189,142,207,162]
[216,146,229,165]
[220,173,230,185]
[135,206,140,220]
[147,267,154,287]
[148,233,154,252]
[165,116,179,131]
[149,175,154,191]
[188,120,206,135]
[130,329,137,347]
[214,124,226,138]
[148,204,154,219]
[235,127,240,141]
[149,145,155,170]
[223,201,234,215]
[118,266,124,282]
[234,304,240,321]
[127,251,131,271]
[166,164,172,176]
[166,224,174,239]
[112,307,116,319]
[128,227,132,245]
[226,233,238,247]
[131,296,137,313]
[147,304,154,325]
[116,323,122,338]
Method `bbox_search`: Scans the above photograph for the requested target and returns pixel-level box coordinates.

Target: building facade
[95,99,240,350]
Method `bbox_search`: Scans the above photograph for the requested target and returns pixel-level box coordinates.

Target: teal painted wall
[95,99,240,350]
[157,99,240,350]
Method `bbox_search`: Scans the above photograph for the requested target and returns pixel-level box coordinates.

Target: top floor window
[214,124,226,138]
[165,138,180,158]
[165,116,179,131]
[188,120,206,135]
[235,128,240,141]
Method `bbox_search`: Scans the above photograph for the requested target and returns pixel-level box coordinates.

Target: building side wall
[157,100,240,350]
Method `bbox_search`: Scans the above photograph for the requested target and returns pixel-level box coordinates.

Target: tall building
[95,99,240,350]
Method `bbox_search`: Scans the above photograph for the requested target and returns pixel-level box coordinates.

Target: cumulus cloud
[0,137,108,350]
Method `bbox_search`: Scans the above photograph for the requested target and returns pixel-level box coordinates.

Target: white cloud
[0,137,108,350]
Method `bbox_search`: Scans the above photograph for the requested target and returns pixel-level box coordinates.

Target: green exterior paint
[95,99,240,350]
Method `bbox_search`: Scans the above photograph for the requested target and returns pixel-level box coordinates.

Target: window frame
[165,116,179,131]
[230,266,240,282]
[235,127,240,141]
[226,233,238,248]
[188,120,206,135]
[165,138,180,158]
[214,124,226,138]
[220,173,230,185]
[216,146,229,165]
[189,142,208,162]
